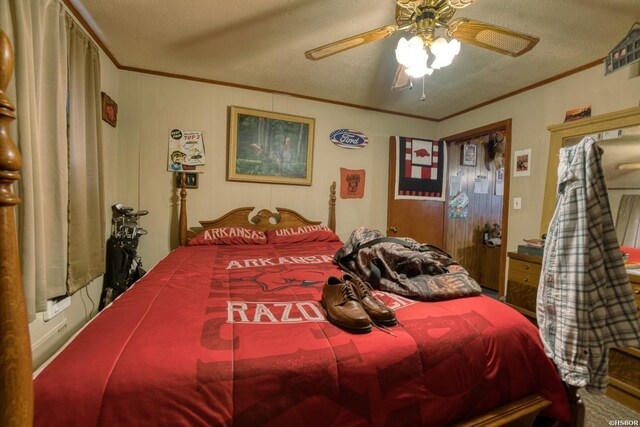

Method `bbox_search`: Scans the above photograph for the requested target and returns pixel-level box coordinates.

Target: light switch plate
[513,197,522,210]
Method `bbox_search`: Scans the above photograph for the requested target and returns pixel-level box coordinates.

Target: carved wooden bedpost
[328,181,336,232]
[178,172,187,246]
[0,30,34,426]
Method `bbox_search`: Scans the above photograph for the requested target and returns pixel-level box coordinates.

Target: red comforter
[34,241,569,426]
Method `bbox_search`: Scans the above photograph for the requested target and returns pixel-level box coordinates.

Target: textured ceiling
[69,0,640,121]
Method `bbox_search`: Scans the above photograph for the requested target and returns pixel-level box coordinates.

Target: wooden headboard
[0,30,33,425]
[178,175,337,245]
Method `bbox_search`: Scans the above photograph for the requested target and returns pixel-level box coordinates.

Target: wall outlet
[513,197,522,210]
[43,296,71,321]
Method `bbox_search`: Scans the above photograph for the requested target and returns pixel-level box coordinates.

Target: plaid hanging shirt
[537,137,640,391]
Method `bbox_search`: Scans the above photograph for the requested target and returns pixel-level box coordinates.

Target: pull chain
[420,75,426,101]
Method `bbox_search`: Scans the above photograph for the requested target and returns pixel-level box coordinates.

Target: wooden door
[386,137,445,247]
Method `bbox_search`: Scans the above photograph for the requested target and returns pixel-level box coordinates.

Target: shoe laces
[372,322,398,337]
[347,276,372,297]
[340,283,359,304]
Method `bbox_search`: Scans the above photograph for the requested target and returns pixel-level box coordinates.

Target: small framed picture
[513,149,532,177]
[175,172,199,189]
[461,144,477,167]
[101,92,118,127]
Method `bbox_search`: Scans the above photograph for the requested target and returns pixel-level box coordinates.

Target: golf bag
[99,204,149,311]
[99,236,145,311]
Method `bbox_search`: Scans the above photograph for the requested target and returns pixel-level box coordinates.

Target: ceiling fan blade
[391,64,412,91]
[447,18,539,57]
[305,25,399,60]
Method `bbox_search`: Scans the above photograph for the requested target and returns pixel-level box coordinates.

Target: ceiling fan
[305,0,539,90]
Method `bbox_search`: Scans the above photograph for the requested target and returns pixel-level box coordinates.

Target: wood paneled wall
[444,129,508,292]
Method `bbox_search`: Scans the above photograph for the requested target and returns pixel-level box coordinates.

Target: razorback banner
[394,136,446,201]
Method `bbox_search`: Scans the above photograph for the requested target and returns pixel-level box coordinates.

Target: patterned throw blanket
[335,227,481,301]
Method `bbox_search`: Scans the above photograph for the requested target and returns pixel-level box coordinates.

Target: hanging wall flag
[330,129,368,149]
[394,136,446,201]
[167,129,206,172]
[340,168,365,199]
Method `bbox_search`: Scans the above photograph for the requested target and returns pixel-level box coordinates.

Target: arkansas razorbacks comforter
[34,241,570,426]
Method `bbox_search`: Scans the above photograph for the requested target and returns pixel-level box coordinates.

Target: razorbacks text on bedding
[226,255,333,269]
[226,293,416,324]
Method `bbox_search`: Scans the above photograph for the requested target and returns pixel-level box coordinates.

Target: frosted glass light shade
[430,37,460,69]
[396,36,426,69]
[396,35,460,77]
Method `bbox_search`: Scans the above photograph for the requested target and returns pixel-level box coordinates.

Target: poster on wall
[167,129,206,172]
[513,148,531,177]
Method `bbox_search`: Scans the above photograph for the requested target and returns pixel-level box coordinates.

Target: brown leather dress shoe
[321,276,371,333]
[343,274,397,326]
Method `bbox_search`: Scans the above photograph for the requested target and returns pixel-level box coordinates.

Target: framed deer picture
[227,106,315,186]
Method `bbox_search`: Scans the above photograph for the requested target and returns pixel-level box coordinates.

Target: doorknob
[389,226,398,233]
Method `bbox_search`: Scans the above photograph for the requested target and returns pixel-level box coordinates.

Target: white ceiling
[69,0,640,121]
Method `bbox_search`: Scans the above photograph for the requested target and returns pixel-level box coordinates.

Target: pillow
[266,225,340,244]
[189,227,267,245]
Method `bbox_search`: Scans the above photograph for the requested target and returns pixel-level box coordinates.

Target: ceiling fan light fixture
[429,37,461,69]
[405,63,433,78]
[396,36,429,70]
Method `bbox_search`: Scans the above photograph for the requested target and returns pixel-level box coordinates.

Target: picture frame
[461,143,477,166]
[227,106,315,185]
[101,92,118,127]
[175,172,199,189]
[513,148,532,177]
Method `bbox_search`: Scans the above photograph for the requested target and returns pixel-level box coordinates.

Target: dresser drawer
[610,347,640,390]
[508,268,540,287]
[506,280,538,315]
[508,257,541,277]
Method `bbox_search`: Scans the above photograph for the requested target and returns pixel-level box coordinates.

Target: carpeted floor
[580,389,639,426]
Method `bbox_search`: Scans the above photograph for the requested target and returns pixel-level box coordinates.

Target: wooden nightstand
[506,252,541,320]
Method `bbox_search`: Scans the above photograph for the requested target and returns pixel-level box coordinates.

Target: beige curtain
[1,0,68,320]
[1,1,105,318]
[66,16,105,294]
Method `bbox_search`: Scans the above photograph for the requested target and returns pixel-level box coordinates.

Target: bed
[0,32,583,427]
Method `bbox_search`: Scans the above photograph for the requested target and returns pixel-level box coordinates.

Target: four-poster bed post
[178,172,187,246]
[0,30,34,426]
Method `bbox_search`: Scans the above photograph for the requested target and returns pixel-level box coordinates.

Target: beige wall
[118,63,640,278]
[116,71,436,268]
[437,63,640,253]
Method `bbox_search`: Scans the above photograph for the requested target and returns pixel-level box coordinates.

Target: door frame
[442,119,512,297]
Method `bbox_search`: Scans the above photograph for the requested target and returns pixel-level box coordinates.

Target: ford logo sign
[330,129,368,149]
